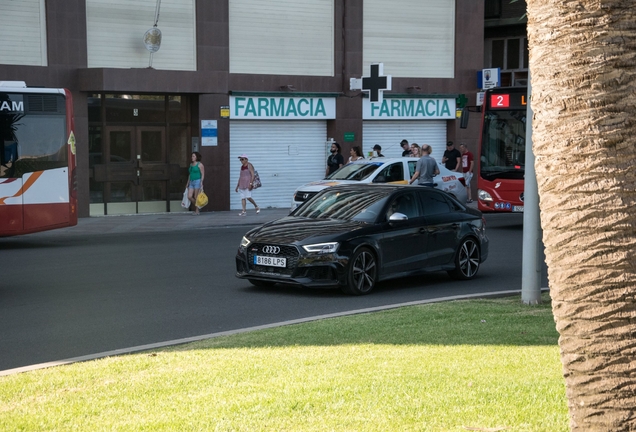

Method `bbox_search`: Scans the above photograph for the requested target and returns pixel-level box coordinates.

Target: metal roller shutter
[363,120,447,161]
[229,0,334,76]
[230,121,327,210]
[0,0,47,66]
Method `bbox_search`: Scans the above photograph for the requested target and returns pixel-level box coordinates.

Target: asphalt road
[0,213,545,371]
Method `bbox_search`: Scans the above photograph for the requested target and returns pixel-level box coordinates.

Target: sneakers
[256,207,261,214]
[466,199,473,203]
[239,211,246,216]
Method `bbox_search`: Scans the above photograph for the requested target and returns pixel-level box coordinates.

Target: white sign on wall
[229,96,336,119]
[201,120,218,146]
[482,68,500,89]
[476,91,485,106]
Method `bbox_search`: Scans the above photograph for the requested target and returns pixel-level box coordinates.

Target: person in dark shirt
[373,144,385,157]
[400,139,410,157]
[442,141,462,171]
[326,141,344,177]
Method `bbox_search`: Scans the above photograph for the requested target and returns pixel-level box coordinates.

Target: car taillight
[459,177,466,186]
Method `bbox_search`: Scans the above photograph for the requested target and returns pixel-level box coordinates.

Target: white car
[291,157,468,211]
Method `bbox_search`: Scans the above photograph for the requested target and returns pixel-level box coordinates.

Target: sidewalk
[29,200,479,237]
[31,208,291,237]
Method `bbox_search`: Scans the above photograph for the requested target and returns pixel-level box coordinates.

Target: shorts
[463,172,473,184]
[188,179,201,189]
[238,188,252,199]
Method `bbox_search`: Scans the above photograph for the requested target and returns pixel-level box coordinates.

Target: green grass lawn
[0,293,568,431]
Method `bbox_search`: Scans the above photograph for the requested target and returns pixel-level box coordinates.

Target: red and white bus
[0,82,77,236]
[476,86,527,213]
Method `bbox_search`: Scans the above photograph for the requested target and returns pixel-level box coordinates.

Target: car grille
[294,191,318,203]
[248,243,300,276]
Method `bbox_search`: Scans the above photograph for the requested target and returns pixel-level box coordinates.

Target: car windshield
[327,162,383,181]
[293,188,390,222]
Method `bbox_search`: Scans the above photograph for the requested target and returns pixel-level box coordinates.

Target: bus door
[94,126,179,214]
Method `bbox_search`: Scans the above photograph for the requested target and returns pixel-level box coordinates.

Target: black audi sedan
[236,184,488,295]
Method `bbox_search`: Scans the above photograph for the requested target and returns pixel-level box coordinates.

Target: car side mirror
[389,212,408,222]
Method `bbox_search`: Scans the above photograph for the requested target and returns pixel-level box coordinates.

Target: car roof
[350,157,415,164]
[325,183,422,193]
[348,157,455,173]
[325,182,463,199]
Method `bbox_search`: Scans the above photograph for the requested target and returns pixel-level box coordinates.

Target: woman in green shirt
[187,152,205,215]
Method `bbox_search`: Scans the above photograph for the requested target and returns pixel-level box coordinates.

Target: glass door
[136,127,168,213]
[101,126,167,214]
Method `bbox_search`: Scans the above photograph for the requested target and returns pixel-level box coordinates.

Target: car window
[373,163,403,183]
[419,190,453,216]
[327,162,380,181]
[408,160,417,177]
[386,192,421,219]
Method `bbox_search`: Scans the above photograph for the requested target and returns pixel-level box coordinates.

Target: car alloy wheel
[449,238,480,280]
[343,247,377,295]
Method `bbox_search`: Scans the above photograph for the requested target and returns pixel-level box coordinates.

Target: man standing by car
[408,144,439,187]
[460,143,475,203]
[326,142,344,177]
[442,141,462,172]
[400,139,411,156]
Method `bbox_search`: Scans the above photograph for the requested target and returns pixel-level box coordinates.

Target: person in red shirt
[459,143,474,203]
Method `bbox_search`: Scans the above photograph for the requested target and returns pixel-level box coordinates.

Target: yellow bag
[196,191,208,209]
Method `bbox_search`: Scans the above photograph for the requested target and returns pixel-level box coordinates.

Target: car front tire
[448,237,481,280]
[342,247,377,295]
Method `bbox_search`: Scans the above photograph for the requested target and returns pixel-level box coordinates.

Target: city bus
[476,86,527,213]
[0,82,77,236]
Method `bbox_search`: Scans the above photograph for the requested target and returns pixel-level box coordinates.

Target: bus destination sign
[489,92,527,110]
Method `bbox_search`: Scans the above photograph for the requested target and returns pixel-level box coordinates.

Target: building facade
[0,0,485,216]
[484,0,528,87]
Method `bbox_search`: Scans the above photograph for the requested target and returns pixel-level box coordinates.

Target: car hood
[246,216,366,244]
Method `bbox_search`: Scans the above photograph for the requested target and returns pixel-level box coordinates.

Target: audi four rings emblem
[262,245,280,254]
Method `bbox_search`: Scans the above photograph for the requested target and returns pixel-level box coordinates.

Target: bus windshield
[480,110,526,181]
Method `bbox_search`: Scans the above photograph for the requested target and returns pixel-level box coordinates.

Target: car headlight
[302,242,339,254]
[240,236,251,249]
[477,189,493,202]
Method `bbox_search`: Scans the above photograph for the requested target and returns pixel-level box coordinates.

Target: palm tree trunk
[526,1,636,430]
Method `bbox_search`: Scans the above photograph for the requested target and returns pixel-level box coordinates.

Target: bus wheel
[448,238,480,280]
